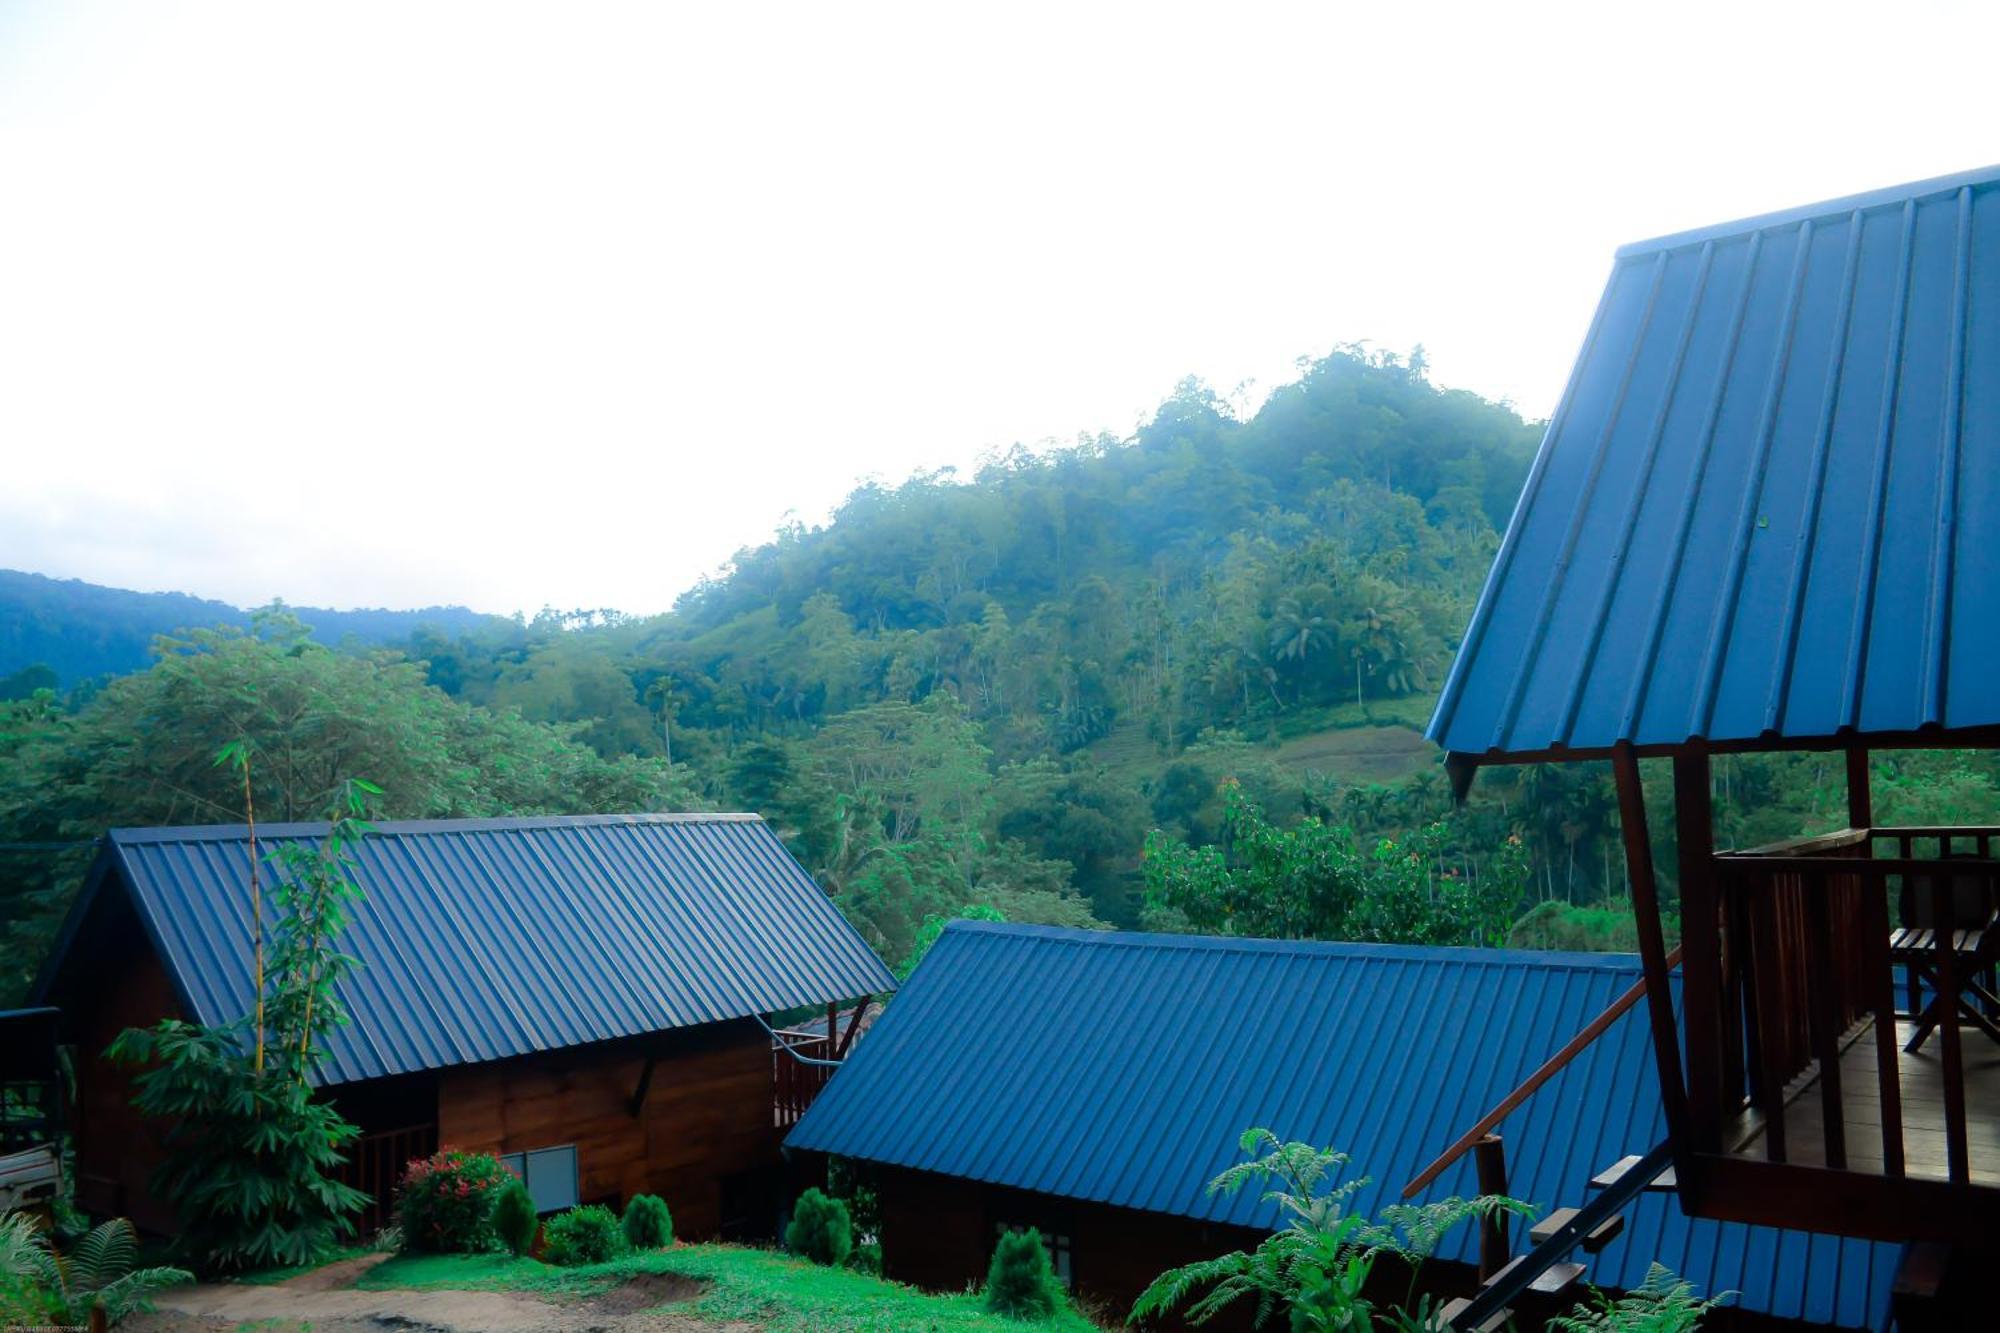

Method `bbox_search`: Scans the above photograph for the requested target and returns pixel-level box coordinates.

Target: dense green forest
[7,346,2000,999]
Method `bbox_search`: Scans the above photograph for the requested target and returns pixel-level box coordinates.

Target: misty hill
[0,569,509,687]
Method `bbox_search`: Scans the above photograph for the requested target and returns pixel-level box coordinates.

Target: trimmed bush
[492,1179,538,1258]
[542,1205,628,1267]
[622,1193,673,1250]
[395,1148,512,1254]
[784,1188,852,1268]
[985,1227,1064,1320]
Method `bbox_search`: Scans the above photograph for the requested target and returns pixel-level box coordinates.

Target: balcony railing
[772,1027,837,1128]
[1707,827,2000,1188]
[334,1121,439,1237]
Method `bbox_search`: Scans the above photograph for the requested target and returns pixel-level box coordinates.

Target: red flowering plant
[395,1147,513,1253]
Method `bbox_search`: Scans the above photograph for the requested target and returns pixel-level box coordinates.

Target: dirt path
[127,1257,753,1333]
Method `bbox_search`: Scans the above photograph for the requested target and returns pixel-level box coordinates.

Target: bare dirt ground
[125,1253,753,1333]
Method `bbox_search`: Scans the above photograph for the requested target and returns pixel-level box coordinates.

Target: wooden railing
[335,1122,437,1237]
[772,1028,836,1128]
[1708,826,1999,1186]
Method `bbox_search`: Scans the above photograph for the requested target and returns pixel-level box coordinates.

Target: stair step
[1438,1297,1510,1332]
[1529,1205,1626,1253]
[1483,1256,1589,1296]
[1588,1154,1676,1192]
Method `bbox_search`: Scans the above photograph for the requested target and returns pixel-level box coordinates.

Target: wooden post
[1611,744,1693,1180]
[1473,1135,1511,1280]
[1674,746,1722,1154]
[1846,748,1873,830]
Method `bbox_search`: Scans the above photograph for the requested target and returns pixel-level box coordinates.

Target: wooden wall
[874,1165,1273,1330]
[70,944,181,1233]
[437,1018,781,1238]
[871,1165,1850,1333]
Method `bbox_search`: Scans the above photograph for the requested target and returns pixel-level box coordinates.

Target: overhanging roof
[788,923,1895,1329]
[1431,165,2000,762]
[35,813,894,1085]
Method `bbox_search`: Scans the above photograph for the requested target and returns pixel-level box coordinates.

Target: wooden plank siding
[871,1165,1852,1333]
[71,944,180,1233]
[437,1017,781,1238]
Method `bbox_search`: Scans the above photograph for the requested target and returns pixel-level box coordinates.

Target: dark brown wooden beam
[1674,746,1723,1155]
[1846,747,1874,828]
[1611,743,1693,1184]
[1473,1135,1511,1280]
[1686,1155,2000,1246]
[628,1054,658,1116]
[835,999,870,1059]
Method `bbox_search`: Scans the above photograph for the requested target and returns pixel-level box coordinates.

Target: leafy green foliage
[397,1149,514,1254]
[1129,1129,1532,1330]
[1549,1264,1731,1332]
[106,1021,370,1272]
[1144,785,1522,945]
[492,1179,539,1258]
[542,1204,628,1267]
[0,607,699,1002]
[622,1193,673,1250]
[897,904,1006,980]
[0,1213,193,1326]
[984,1227,1065,1320]
[785,1188,853,1268]
[105,776,382,1273]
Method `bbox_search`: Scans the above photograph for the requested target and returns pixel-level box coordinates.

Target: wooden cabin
[30,813,894,1238]
[1428,166,2000,1318]
[787,923,1901,1331]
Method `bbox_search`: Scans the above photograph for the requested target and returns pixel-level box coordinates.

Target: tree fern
[1128,1129,1531,1330]
[1548,1264,1731,1333]
[0,1214,195,1324]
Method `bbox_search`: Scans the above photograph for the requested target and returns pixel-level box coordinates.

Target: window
[993,1220,1073,1288]
[498,1144,578,1214]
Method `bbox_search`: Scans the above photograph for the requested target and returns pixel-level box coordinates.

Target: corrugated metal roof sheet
[788,923,1896,1329]
[1431,164,2000,759]
[47,814,894,1086]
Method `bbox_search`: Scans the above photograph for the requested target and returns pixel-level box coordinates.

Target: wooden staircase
[1437,1142,1674,1332]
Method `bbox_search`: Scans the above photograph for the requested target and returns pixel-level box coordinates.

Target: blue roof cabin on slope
[32,813,895,1086]
[1430,164,2000,762]
[788,922,1898,1330]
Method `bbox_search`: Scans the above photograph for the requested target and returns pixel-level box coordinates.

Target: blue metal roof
[788,923,1896,1329]
[41,813,894,1086]
[1431,164,2000,759]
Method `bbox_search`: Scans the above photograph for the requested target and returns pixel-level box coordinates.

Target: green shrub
[492,1179,538,1259]
[984,1226,1064,1320]
[849,1240,883,1276]
[395,1149,512,1254]
[621,1194,673,1249]
[543,1205,628,1267]
[784,1188,852,1268]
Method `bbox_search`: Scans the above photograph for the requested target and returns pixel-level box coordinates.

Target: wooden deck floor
[1725,1019,2000,1185]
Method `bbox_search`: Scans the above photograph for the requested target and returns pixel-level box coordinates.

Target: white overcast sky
[2,2,1995,616]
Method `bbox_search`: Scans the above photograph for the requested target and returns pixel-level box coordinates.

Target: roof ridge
[1616,162,2000,259]
[109,811,763,843]
[941,920,1646,971]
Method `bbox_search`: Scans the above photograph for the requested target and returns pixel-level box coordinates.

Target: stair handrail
[1400,944,1682,1199]
[1447,1140,1675,1331]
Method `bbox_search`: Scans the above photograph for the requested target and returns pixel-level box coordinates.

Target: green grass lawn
[357,1243,1103,1331]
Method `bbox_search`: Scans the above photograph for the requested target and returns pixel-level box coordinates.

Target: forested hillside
[0,569,508,688]
[9,346,2000,999]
